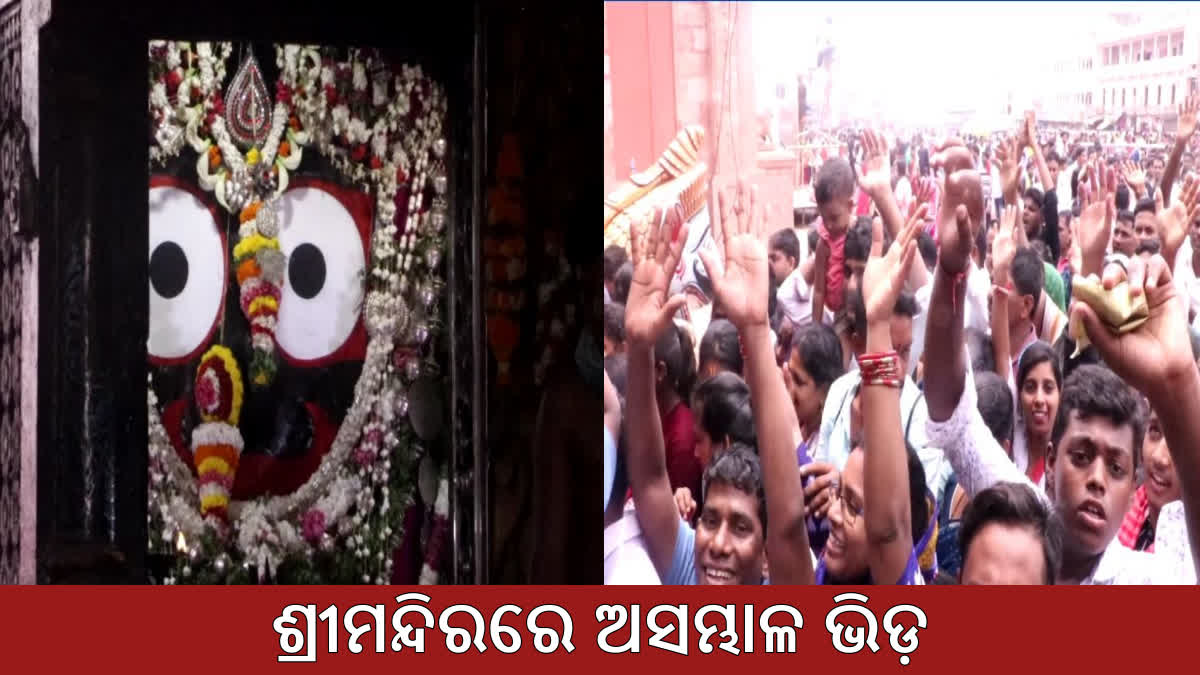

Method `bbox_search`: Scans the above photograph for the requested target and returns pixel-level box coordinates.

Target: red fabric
[1119,484,1154,552]
[855,188,872,216]
[1028,457,1045,485]
[816,219,847,313]
[661,401,701,499]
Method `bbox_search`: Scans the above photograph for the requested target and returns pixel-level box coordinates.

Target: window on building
[1144,38,1153,61]
[1123,43,1131,63]
[1123,89,1126,106]
[1145,86,1149,105]
[1134,43,1141,62]
[1087,92,1092,106]
[1102,89,1107,107]
[1159,35,1169,58]
[1173,83,1177,104]
[1159,84,1163,105]
[1171,32,1184,56]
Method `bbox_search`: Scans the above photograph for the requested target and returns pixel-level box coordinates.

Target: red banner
[0,586,1188,670]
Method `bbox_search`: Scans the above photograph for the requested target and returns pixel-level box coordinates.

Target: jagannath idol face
[148,171,372,499]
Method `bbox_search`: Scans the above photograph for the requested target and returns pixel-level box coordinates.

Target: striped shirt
[1119,485,1156,552]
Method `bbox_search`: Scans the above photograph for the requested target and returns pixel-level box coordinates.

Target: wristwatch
[1103,252,1130,276]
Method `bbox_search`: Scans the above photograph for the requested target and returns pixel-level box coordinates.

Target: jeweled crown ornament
[226,49,272,149]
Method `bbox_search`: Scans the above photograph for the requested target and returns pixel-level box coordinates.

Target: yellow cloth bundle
[1068,274,1149,357]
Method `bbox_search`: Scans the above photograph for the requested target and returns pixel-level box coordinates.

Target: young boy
[812,158,858,326]
[958,482,1062,584]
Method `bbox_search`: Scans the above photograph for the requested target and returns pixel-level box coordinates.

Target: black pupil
[149,241,188,298]
[288,242,326,299]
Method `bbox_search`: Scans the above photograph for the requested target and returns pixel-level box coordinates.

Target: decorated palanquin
[604,126,716,305]
[146,42,450,584]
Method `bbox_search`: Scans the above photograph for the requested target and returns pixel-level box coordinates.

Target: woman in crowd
[783,323,845,463]
[698,319,743,381]
[1014,341,1062,488]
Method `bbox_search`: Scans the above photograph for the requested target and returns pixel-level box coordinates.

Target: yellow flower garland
[232,234,280,263]
[198,344,244,426]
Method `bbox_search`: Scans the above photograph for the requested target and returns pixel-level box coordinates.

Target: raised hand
[1180,95,1200,141]
[699,181,770,330]
[624,202,689,347]
[863,215,918,325]
[994,135,1023,203]
[1122,160,1147,197]
[912,175,935,212]
[992,204,1022,283]
[1023,111,1038,150]
[673,487,696,522]
[1070,254,1194,398]
[857,129,892,198]
[1156,174,1200,262]
[1077,161,1117,276]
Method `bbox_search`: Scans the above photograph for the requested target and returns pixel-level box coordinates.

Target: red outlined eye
[148,177,227,364]
[274,179,371,365]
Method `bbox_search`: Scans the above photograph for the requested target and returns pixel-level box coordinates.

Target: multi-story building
[1094,12,1200,123]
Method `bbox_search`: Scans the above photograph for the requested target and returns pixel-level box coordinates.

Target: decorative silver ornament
[433,174,447,195]
[214,555,228,574]
[225,169,254,212]
[433,138,447,158]
[320,533,335,552]
[424,247,441,270]
[394,390,410,418]
[419,284,437,308]
[182,565,192,578]
[405,358,421,382]
[411,322,429,346]
[256,199,280,237]
[429,211,445,233]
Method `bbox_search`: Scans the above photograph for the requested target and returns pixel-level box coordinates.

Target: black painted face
[148,172,371,499]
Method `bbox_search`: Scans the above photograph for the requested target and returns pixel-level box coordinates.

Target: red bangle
[860,351,902,388]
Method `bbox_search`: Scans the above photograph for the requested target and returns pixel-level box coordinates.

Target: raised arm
[1121,161,1147,201]
[1076,162,1117,278]
[699,182,815,585]
[995,135,1023,207]
[1161,96,1198,203]
[924,141,980,421]
[857,129,904,241]
[860,211,922,584]
[1025,114,1060,262]
[1155,175,1200,268]
[1071,250,1200,581]
[1025,114,1054,194]
[923,143,1034,498]
[623,204,690,577]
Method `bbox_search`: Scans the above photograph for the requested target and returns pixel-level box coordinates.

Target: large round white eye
[148,184,226,363]
[275,186,366,363]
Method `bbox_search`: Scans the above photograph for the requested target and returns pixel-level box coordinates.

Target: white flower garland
[148,44,449,584]
[149,41,232,166]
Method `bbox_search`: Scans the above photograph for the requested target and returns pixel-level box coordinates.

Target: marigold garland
[195,345,244,426]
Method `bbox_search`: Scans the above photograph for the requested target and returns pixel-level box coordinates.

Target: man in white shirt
[924,162,1200,584]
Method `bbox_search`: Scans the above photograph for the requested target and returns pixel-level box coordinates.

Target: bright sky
[751,2,1184,126]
